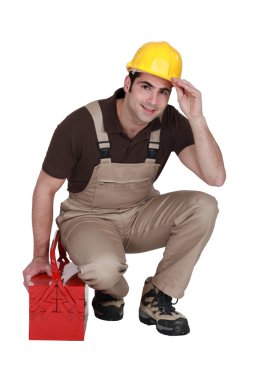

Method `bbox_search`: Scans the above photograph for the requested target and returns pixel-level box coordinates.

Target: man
[23,41,226,336]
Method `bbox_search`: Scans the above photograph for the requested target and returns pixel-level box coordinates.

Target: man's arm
[23,170,65,289]
[178,118,226,186]
[171,78,226,186]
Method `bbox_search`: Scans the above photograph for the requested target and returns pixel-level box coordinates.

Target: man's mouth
[141,105,157,115]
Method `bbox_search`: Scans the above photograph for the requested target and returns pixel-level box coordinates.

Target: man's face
[124,72,172,125]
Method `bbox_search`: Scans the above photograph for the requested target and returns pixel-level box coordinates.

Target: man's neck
[116,98,147,139]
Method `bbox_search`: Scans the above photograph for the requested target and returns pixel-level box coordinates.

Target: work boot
[92,290,124,321]
[139,277,190,336]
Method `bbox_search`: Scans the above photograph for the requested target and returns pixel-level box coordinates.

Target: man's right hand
[24,170,65,291]
[23,257,52,291]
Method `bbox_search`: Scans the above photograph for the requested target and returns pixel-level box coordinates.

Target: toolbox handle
[50,230,69,281]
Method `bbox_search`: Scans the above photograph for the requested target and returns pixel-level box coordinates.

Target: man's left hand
[171,78,203,121]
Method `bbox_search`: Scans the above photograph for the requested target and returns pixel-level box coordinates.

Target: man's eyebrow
[160,87,172,93]
[139,80,155,88]
[139,80,172,92]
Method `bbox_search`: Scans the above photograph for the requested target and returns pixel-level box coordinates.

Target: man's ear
[124,76,131,92]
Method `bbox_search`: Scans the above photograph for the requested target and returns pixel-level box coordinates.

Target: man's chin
[140,113,158,123]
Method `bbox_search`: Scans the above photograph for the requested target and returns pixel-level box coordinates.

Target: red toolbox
[29,230,87,340]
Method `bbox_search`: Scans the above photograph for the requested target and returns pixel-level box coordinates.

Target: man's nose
[147,91,158,106]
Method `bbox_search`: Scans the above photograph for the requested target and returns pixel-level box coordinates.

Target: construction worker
[23,41,226,336]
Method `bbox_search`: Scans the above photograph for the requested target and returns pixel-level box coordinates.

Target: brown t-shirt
[42,88,194,193]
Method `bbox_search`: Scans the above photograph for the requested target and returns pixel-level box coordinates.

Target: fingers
[173,84,184,100]
[23,271,34,290]
[23,276,34,292]
[46,266,52,277]
[23,260,52,290]
[171,78,194,87]
[171,78,200,95]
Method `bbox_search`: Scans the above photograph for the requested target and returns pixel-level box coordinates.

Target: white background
[1,0,252,378]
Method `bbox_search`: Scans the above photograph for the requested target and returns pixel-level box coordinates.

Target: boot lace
[155,290,178,315]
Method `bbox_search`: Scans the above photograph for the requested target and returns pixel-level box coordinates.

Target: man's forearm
[189,116,226,186]
[32,185,55,259]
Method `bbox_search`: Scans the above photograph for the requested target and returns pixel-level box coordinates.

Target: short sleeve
[173,109,195,155]
[42,110,88,179]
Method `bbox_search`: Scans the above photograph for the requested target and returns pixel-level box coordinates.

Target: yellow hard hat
[126,41,182,81]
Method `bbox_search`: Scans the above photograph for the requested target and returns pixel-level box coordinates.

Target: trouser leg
[60,218,129,298]
[125,190,219,299]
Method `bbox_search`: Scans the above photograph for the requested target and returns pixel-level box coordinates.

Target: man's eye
[160,90,170,96]
[142,84,150,90]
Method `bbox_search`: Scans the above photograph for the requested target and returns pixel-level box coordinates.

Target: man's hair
[128,71,141,91]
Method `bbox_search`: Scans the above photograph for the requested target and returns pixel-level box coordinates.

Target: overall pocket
[93,178,154,209]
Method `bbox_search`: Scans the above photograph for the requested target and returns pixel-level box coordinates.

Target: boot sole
[92,300,124,321]
[139,308,190,336]
[93,310,123,321]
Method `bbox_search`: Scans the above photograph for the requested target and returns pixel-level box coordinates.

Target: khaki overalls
[57,101,218,299]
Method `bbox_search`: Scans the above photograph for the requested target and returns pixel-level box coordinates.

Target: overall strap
[145,129,161,163]
[85,100,161,164]
[85,101,111,163]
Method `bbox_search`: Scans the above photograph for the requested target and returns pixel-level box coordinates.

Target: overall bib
[57,101,219,299]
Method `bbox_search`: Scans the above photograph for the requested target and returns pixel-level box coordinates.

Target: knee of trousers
[77,260,128,290]
[192,191,219,227]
